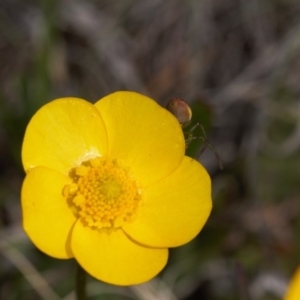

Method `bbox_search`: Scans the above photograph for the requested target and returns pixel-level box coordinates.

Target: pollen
[63,157,142,229]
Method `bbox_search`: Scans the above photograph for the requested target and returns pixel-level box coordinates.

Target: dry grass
[1,0,300,299]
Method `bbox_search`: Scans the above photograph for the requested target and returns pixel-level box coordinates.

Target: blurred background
[1,0,300,299]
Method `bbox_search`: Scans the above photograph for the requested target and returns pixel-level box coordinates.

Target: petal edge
[123,156,212,248]
[71,220,168,285]
[22,98,108,175]
[95,91,185,186]
[21,166,76,258]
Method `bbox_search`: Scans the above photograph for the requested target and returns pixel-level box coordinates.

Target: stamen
[63,157,142,230]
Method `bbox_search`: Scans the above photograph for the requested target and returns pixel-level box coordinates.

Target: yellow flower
[21,91,212,285]
[284,267,300,300]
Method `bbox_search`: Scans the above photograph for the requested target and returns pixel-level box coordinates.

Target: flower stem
[76,263,87,300]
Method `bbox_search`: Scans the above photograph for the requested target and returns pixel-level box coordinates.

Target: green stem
[76,263,87,300]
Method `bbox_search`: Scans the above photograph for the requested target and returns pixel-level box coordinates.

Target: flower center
[63,157,142,229]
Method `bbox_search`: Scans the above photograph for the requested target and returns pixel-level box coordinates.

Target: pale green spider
[166,97,223,169]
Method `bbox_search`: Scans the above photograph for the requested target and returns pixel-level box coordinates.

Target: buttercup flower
[284,266,300,300]
[21,91,212,285]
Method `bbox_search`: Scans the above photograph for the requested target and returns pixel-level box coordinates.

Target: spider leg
[188,122,201,133]
[199,141,224,170]
[197,123,208,140]
[189,132,224,170]
[188,135,208,156]
[196,124,223,169]
[184,122,223,170]
[194,137,223,169]
[185,133,193,148]
[184,122,202,148]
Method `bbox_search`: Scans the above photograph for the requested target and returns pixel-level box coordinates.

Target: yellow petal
[284,267,300,300]
[21,166,76,258]
[94,91,185,187]
[71,220,168,285]
[123,156,212,247]
[22,98,108,175]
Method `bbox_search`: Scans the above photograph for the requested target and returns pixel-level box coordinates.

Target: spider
[166,97,223,169]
